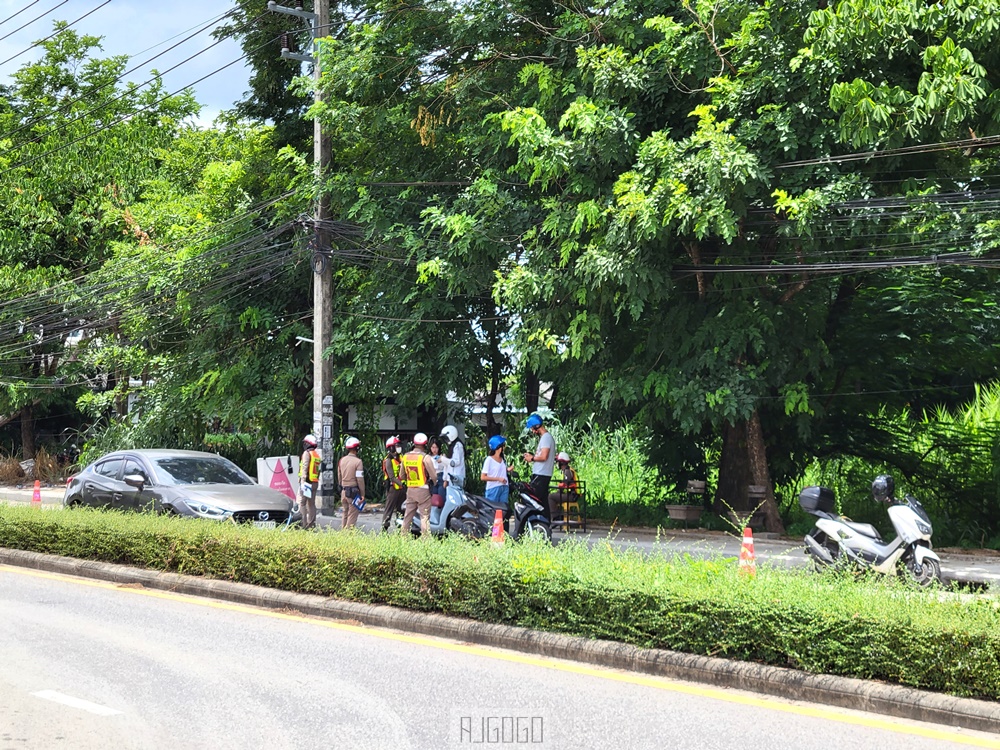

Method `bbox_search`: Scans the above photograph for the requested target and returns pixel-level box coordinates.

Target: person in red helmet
[297,434,321,529]
[338,436,366,530]
[381,435,406,532]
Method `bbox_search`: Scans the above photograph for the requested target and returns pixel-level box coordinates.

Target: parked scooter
[453,476,552,542]
[800,474,942,586]
[401,484,475,536]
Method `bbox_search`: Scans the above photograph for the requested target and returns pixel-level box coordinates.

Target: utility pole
[269,0,335,513]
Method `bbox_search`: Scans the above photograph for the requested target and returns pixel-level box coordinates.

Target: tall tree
[0,27,198,458]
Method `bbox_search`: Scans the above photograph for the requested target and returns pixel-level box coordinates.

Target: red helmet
[345,436,361,450]
[385,435,401,449]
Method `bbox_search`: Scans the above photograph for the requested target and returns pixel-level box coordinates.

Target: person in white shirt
[522,413,555,520]
[441,425,466,488]
[480,434,509,507]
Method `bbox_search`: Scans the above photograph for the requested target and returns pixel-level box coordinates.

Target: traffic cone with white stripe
[738,526,756,577]
[31,479,41,508]
[490,509,505,545]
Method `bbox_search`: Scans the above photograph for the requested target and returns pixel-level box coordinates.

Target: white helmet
[345,436,361,450]
[385,435,401,449]
[556,451,571,463]
[413,432,428,445]
[441,425,458,443]
[303,434,318,448]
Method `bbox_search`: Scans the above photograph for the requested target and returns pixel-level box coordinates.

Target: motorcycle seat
[842,520,880,540]
[810,510,881,540]
[473,495,510,514]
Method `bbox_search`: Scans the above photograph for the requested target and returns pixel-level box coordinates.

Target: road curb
[3,546,998,734]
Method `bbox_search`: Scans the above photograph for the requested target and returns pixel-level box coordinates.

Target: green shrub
[2,505,999,699]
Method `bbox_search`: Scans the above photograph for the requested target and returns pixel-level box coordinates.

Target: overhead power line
[0,7,242,154]
[0,1,68,46]
[0,0,111,68]
[777,135,1000,169]
[0,33,278,175]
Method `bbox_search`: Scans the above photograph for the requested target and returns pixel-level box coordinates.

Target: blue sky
[0,0,260,123]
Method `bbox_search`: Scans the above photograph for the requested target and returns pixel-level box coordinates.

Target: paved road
[3,564,997,750]
[3,487,999,588]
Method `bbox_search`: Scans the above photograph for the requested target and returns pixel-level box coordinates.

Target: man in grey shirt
[522,413,555,521]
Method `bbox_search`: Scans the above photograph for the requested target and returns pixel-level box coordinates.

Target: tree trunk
[715,414,785,534]
[716,420,751,514]
[746,409,785,534]
[524,369,540,414]
[20,404,36,460]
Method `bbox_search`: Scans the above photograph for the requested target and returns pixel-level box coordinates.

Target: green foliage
[3,504,1000,699]
[554,419,670,517]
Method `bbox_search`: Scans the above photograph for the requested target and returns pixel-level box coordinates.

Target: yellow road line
[4,563,999,747]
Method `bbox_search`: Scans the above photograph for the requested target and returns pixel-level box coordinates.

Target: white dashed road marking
[31,690,123,716]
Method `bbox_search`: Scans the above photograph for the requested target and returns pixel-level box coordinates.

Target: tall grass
[554,419,672,525]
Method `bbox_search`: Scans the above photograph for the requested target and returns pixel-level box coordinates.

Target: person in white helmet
[297,434,321,529]
[440,425,465,489]
[548,451,579,524]
[337,436,366,530]
[401,432,437,537]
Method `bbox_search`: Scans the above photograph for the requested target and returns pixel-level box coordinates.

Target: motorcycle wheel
[521,518,552,543]
[904,556,942,587]
[459,518,484,539]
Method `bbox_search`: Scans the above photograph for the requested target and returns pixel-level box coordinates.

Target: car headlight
[182,500,232,520]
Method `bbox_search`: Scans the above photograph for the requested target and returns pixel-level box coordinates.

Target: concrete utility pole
[268,0,335,513]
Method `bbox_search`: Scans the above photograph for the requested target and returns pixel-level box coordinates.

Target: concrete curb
[3,547,998,733]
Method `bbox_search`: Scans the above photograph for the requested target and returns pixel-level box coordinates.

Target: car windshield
[152,456,254,486]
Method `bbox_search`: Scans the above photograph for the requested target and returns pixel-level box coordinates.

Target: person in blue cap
[522,413,555,520]
[480,434,510,507]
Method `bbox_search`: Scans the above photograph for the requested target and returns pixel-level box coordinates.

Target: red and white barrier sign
[256,456,299,500]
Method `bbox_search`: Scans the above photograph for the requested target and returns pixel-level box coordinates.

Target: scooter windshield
[905,494,931,525]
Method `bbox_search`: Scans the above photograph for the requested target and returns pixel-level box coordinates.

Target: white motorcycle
[800,475,942,586]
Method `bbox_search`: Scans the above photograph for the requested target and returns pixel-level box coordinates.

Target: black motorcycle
[450,478,551,542]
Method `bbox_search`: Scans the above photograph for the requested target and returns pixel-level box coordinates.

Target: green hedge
[2,505,999,700]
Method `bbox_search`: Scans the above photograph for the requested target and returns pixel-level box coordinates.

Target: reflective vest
[383,455,404,489]
[402,452,428,488]
[302,450,321,482]
[558,467,579,492]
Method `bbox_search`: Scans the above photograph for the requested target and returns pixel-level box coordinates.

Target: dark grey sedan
[63,449,295,528]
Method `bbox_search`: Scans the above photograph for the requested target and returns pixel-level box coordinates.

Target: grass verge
[2,505,999,700]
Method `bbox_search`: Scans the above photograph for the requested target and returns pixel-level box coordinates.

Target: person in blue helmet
[522,413,555,520]
[480,434,510,507]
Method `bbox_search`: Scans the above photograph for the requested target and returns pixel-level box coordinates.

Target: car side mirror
[123,473,146,490]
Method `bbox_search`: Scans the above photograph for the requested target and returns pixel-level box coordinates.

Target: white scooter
[799,476,942,586]
[399,483,478,537]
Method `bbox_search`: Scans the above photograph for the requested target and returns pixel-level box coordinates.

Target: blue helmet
[525,413,543,430]
[488,435,507,452]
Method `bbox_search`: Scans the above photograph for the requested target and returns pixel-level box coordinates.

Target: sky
[0,0,260,124]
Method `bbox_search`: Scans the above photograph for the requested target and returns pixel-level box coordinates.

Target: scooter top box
[799,485,835,512]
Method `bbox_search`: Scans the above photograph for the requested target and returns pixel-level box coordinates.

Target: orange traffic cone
[490,508,505,545]
[31,480,42,508]
[738,526,756,577]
